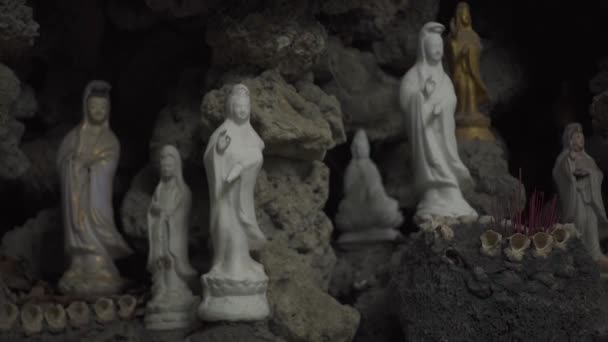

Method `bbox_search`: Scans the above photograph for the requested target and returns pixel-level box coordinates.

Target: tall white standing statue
[145,145,198,330]
[399,22,478,223]
[553,123,608,271]
[198,84,270,322]
[335,129,404,243]
[57,80,132,296]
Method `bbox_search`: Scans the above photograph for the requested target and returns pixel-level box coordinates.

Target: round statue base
[144,299,198,331]
[197,273,270,322]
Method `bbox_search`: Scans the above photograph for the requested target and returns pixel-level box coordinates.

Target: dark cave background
[2,0,608,253]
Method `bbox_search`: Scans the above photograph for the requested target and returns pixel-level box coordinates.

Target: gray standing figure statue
[56,80,133,296]
[553,122,608,271]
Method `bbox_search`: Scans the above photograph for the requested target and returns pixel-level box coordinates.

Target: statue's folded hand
[433,104,442,116]
[225,164,243,183]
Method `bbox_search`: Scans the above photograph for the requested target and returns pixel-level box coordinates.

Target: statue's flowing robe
[204,119,266,280]
[57,119,131,261]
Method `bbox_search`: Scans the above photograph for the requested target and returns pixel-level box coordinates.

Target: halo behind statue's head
[417,22,445,65]
[225,84,251,120]
[562,122,583,150]
[351,129,370,159]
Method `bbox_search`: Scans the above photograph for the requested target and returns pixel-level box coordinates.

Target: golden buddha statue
[447,2,494,141]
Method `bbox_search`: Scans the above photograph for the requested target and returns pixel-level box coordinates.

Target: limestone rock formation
[206,14,327,78]
[458,140,525,215]
[0,0,39,62]
[259,242,360,342]
[321,39,404,142]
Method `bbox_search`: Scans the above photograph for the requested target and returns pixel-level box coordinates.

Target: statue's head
[563,122,585,152]
[159,145,181,180]
[456,2,472,28]
[226,84,251,124]
[84,80,111,126]
[420,22,445,65]
[351,129,370,159]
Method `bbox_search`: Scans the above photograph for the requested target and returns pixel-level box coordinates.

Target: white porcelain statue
[198,84,270,322]
[56,80,132,296]
[145,145,198,330]
[553,123,608,271]
[399,21,478,223]
[335,129,404,243]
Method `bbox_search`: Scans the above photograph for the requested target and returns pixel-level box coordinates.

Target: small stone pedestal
[198,273,270,322]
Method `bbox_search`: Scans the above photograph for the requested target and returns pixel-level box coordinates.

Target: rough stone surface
[187,322,283,342]
[256,158,337,286]
[458,139,526,215]
[370,0,440,73]
[0,117,29,180]
[0,208,63,281]
[321,38,404,142]
[201,70,345,161]
[206,14,327,78]
[0,0,39,62]
[259,241,360,342]
[319,0,410,41]
[392,221,604,342]
[330,244,404,342]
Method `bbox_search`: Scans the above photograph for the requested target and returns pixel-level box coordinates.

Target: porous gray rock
[0,0,39,62]
[322,38,404,142]
[330,244,404,342]
[0,208,63,281]
[206,14,327,78]
[0,117,29,180]
[391,221,604,341]
[458,139,525,215]
[259,241,360,342]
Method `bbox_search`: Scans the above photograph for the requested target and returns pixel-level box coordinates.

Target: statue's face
[458,6,471,26]
[232,96,250,123]
[571,132,585,151]
[424,34,444,63]
[87,96,109,125]
[160,154,176,179]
